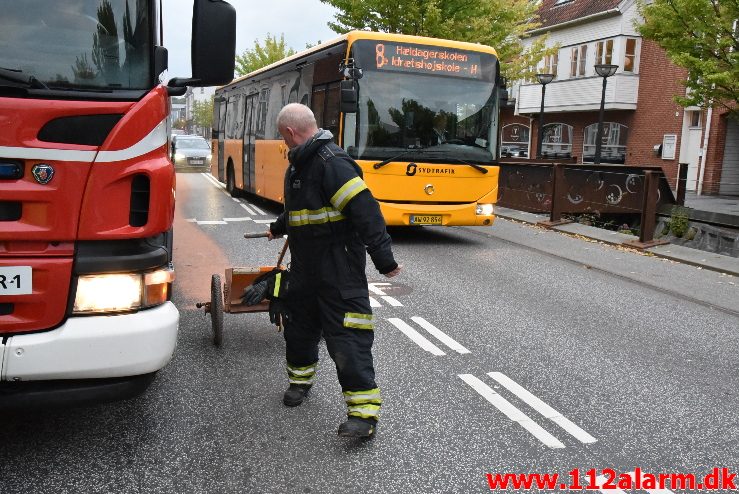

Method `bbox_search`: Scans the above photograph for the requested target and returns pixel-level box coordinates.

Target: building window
[689,110,701,128]
[543,53,558,79]
[570,45,587,77]
[501,124,530,158]
[623,38,638,73]
[541,123,573,158]
[583,122,628,164]
[596,39,614,65]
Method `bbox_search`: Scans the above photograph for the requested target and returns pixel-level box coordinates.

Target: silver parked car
[171,135,212,170]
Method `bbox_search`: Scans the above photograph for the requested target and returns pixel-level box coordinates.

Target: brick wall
[625,39,687,186]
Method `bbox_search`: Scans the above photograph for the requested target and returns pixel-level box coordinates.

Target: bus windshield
[0,0,152,91]
[346,40,499,164]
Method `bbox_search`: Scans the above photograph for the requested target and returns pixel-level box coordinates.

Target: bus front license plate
[0,266,32,295]
[410,215,442,225]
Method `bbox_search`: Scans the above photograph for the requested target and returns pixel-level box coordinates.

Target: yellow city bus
[211,31,501,226]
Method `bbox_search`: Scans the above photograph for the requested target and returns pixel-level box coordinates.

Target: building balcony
[517,73,639,114]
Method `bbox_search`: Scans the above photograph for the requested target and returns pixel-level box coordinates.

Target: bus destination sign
[373,42,483,79]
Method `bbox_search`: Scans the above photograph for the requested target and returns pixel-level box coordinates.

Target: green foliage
[669,206,690,238]
[193,96,214,131]
[319,0,557,81]
[235,33,296,77]
[637,0,739,115]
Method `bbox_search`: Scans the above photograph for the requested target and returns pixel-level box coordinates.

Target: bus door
[242,93,258,194]
[311,82,341,141]
[217,98,227,181]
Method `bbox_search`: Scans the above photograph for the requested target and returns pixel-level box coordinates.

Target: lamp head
[536,73,555,85]
[595,64,619,78]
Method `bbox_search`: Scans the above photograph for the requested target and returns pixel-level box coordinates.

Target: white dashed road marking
[240,203,256,215]
[370,297,381,308]
[387,318,446,356]
[458,374,565,449]
[381,296,403,307]
[487,372,596,444]
[412,316,469,354]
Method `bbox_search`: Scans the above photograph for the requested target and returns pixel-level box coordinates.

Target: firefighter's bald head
[277,103,319,149]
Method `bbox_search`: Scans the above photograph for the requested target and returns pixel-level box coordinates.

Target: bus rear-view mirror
[340,80,358,114]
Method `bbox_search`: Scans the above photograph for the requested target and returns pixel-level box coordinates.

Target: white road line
[594,476,628,494]
[240,203,256,215]
[458,374,565,449]
[411,316,469,354]
[223,217,253,222]
[200,172,224,189]
[368,282,391,295]
[231,197,240,202]
[387,318,446,356]
[186,218,197,223]
[197,220,227,225]
[487,372,596,444]
[381,295,403,307]
[249,203,266,215]
[254,219,275,224]
[370,297,381,308]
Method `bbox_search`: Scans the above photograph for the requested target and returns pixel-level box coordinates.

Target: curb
[494,207,739,277]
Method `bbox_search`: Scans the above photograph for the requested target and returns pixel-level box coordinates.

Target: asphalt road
[1,172,737,494]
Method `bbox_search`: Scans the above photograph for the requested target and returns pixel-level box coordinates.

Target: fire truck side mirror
[191,0,236,86]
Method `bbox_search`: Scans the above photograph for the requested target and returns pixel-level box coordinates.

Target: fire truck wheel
[211,274,224,346]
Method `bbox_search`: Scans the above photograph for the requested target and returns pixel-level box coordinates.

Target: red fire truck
[0,0,235,408]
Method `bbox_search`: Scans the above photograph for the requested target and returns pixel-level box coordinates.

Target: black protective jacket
[270,130,397,298]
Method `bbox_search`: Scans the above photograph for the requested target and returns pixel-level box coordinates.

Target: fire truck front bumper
[1,302,179,382]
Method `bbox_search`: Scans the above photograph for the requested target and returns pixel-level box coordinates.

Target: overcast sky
[162,0,340,79]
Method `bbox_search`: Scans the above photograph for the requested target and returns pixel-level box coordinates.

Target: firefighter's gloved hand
[269,299,291,329]
[242,278,269,306]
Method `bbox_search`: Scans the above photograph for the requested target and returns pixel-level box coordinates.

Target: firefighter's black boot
[282,384,311,407]
[338,417,376,439]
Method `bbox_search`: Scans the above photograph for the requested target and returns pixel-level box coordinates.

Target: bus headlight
[476,204,494,216]
[73,267,175,314]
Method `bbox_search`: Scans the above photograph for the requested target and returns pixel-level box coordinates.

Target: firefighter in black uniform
[268,103,401,439]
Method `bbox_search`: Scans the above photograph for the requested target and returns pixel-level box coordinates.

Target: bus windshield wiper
[372,147,427,170]
[0,67,49,89]
[446,157,489,174]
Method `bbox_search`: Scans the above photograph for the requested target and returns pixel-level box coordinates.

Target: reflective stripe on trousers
[286,361,317,385]
[344,387,382,420]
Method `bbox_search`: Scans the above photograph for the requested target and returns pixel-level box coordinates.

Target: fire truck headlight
[475,203,494,216]
[73,274,142,313]
[73,268,174,314]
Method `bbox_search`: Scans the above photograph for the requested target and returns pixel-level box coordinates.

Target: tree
[235,33,296,76]
[319,0,556,81]
[638,0,738,115]
[193,96,214,132]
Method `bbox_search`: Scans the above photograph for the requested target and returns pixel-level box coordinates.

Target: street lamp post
[593,64,618,164]
[535,73,555,159]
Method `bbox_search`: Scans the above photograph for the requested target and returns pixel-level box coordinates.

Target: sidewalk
[669,192,739,229]
[494,206,739,277]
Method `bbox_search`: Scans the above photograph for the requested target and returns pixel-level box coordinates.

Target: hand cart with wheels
[196,232,288,346]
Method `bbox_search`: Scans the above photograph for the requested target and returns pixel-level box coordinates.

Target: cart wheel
[210,274,224,346]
